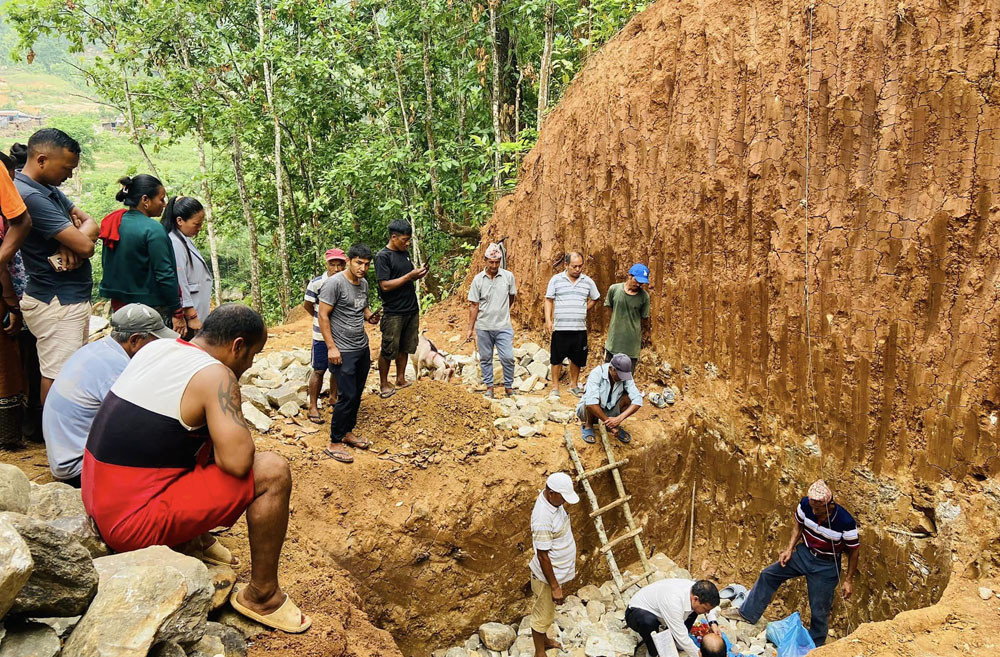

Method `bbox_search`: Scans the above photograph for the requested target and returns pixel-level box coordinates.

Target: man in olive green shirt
[604,263,651,369]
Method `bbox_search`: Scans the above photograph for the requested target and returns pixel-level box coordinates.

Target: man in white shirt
[577,353,643,445]
[528,472,579,657]
[625,579,721,657]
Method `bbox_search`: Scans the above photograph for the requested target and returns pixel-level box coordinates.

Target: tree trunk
[420,0,442,222]
[489,0,502,194]
[196,115,223,307]
[121,68,160,179]
[537,1,555,127]
[231,132,263,314]
[515,67,523,136]
[458,93,469,223]
[257,0,291,316]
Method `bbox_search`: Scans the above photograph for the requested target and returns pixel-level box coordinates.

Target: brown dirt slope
[473,0,1000,483]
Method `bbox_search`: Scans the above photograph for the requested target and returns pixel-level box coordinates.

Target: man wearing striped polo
[303,248,347,422]
[544,252,600,399]
[725,480,860,646]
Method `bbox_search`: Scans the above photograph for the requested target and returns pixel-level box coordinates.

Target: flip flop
[483,389,496,399]
[307,413,325,424]
[323,447,354,463]
[616,428,632,444]
[396,380,413,389]
[719,584,748,601]
[230,583,312,633]
[569,387,584,397]
[188,538,237,567]
[379,388,396,399]
[581,426,597,444]
[342,436,371,450]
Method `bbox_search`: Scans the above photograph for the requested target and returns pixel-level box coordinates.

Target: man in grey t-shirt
[465,242,517,398]
[318,243,380,463]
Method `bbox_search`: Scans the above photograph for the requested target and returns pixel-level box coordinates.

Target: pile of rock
[457,342,553,394]
[434,553,779,657]
[238,350,316,432]
[0,464,252,657]
[489,394,576,439]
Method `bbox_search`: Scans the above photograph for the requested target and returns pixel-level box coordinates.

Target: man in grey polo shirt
[465,242,517,398]
[14,129,99,402]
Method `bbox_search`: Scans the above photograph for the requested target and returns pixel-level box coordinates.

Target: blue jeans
[738,543,840,646]
[476,329,514,388]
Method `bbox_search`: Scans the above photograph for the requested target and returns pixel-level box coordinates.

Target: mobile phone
[47,253,66,272]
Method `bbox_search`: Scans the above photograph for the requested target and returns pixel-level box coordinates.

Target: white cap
[545,472,579,505]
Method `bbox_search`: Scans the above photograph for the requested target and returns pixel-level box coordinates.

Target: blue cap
[628,263,650,284]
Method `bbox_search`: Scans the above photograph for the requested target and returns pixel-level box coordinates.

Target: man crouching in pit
[81,303,311,633]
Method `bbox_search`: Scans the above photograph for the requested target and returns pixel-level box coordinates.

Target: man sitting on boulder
[576,353,643,445]
[42,303,176,487]
[82,303,311,633]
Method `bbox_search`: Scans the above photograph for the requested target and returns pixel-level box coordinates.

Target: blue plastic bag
[765,612,816,657]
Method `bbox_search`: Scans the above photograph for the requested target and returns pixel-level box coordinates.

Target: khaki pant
[529,578,556,634]
[20,295,91,379]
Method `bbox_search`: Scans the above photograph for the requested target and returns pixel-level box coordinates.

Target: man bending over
[82,303,310,633]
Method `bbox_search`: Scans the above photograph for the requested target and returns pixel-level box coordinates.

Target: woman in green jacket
[98,174,183,332]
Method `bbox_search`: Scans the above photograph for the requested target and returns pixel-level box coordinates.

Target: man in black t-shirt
[374,220,428,397]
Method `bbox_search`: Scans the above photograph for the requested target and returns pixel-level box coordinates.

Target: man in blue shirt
[42,303,176,486]
[14,129,99,403]
[576,353,643,445]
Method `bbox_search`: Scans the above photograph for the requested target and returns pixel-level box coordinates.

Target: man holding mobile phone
[14,129,98,404]
[317,243,378,464]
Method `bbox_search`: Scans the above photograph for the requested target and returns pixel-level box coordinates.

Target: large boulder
[0,621,60,657]
[478,622,516,651]
[1,512,97,617]
[0,515,33,618]
[241,402,272,433]
[240,386,270,413]
[28,482,108,557]
[62,546,213,657]
[207,564,237,611]
[266,385,299,408]
[215,610,265,640]
[0,465,29,514]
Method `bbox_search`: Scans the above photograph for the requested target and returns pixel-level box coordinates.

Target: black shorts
[380,312,419,359]
[550,330,589,367]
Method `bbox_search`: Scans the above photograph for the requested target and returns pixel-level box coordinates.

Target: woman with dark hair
[161,196,212,338]
[98,174,183,332]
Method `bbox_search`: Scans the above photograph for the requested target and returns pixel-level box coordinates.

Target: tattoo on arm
[218,374,247,428]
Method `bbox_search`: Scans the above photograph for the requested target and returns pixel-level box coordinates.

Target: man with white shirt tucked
[625,579,721,657]
[528,472,579,657]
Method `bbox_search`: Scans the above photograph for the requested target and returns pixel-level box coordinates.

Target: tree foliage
[2,0,647,322]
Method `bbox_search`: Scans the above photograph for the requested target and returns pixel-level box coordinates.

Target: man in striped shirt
[726,480,860,646]
[303,248,346,423]
[544,252,600,398]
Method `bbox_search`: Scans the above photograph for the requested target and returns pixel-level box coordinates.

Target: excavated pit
[277,367,965,657]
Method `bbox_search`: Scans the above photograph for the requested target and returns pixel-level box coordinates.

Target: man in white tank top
[83,304,311,633]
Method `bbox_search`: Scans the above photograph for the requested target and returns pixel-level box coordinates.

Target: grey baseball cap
[111,303,179,339]
[609,353,633,381]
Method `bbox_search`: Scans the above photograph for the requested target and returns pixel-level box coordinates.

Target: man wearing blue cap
[604,263,651,370]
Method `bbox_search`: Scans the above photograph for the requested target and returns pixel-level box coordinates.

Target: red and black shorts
[550,330,589,367]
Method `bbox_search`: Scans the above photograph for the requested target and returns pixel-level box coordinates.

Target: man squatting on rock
[82,304,311,633]
[528,472,579,657]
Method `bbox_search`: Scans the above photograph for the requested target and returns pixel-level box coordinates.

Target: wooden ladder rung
[620,568,657,592]
[590,495,632,518]
[599,527,643,553]
[577,459,629,481]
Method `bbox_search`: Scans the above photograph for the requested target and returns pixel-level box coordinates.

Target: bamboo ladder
[563,425,655,604]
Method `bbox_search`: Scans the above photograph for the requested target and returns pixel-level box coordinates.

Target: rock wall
[474,0,1000,483]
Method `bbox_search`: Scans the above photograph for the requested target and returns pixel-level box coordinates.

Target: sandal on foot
[379,388,396,399]
[307,413,325,424]
[189,538,237,567]
[342,436,371,450]
[230,584,312,633]
[396,380,413,389]
[569,386,584,397]
[581,426,597,444]
[323,447,354,463]
[483,389,496,399]
[616,428,632,444]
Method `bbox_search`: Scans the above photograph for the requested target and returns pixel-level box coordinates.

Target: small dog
[411,332,456,381]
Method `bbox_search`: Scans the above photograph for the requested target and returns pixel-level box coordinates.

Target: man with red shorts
[82,303,310,633]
